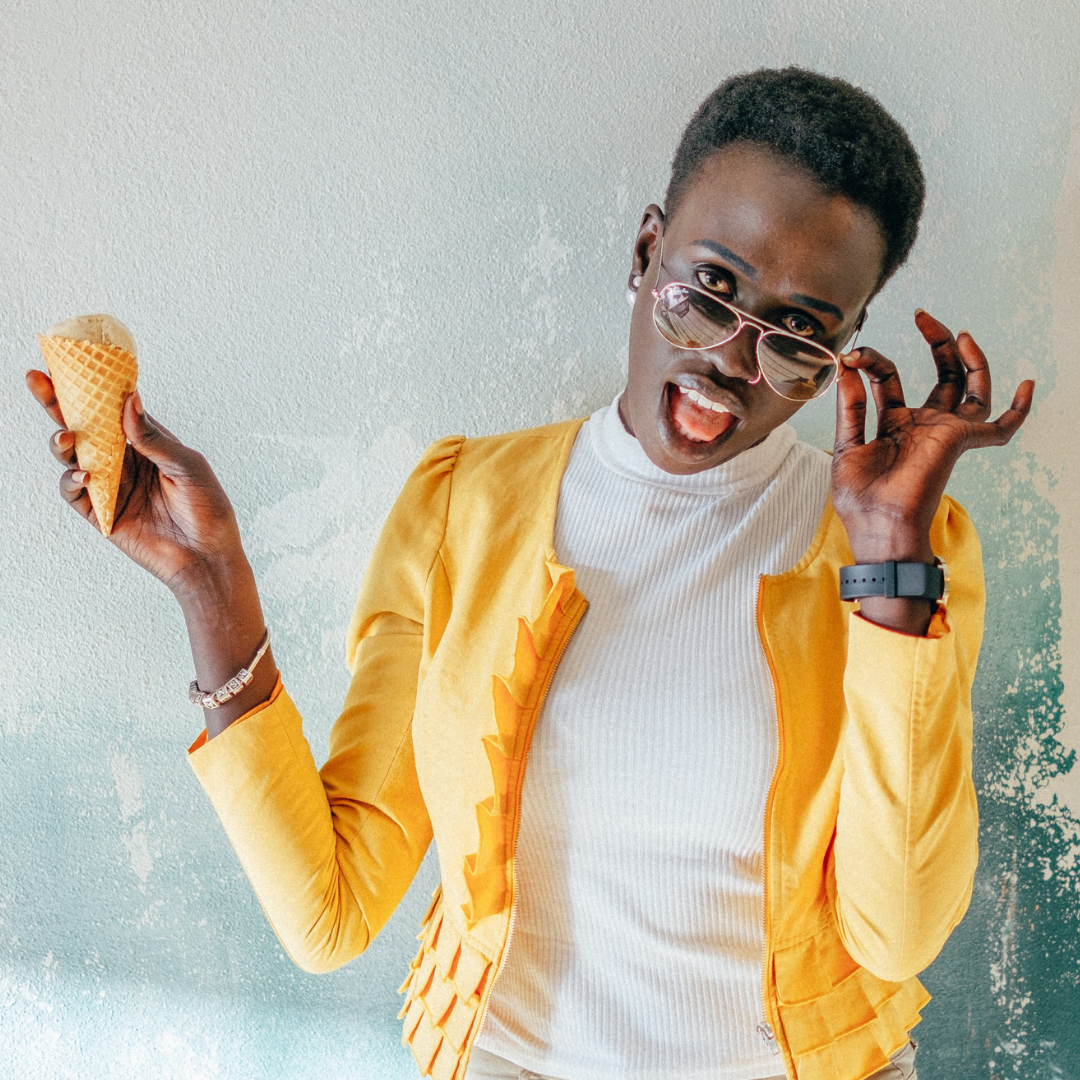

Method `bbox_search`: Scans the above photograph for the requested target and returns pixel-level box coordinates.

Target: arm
[833,496,984,980]
[827,311,1031,979]
[188,626,430,973]
[188,438,461,973]
[26,367,456,974]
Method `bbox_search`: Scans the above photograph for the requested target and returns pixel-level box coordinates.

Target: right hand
[26,369,245,598]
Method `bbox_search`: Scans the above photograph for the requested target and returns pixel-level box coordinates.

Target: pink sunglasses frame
[648,230,862,401]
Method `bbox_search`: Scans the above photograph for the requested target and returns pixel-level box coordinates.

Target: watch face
[938,561,950,605]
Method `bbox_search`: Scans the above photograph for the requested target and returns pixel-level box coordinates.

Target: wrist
[175,553,270,683]
[201,642,279,739]
[172,549,256,611]
[844,526,934,566]
[839,548,942,638]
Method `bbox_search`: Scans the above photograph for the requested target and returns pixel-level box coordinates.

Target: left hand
[831,310,1034,628]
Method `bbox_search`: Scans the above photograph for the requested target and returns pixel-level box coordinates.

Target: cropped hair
[665,68,925,288]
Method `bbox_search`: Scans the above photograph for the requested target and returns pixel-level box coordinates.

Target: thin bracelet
[189,629,272,709]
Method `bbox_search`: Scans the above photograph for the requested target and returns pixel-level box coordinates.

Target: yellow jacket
[189,418,983,1080]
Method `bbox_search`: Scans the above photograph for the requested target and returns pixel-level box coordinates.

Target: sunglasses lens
[653,284,740,349]
[758,334,837,400]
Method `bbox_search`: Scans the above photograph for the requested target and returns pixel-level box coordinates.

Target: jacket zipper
[472,592,589,1044]
[755,574,783,1062]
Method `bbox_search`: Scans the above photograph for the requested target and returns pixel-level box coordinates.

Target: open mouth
[667,384,740,445]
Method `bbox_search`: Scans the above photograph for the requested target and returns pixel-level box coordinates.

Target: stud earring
[626,273,642,307]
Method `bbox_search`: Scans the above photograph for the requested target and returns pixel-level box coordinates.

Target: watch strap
[839,560,947,602]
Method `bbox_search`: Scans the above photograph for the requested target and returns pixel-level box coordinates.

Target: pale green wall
[2,2,1078,1077]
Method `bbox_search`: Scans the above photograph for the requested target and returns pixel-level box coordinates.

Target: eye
[694,267,734,298]
[781,312,819,338]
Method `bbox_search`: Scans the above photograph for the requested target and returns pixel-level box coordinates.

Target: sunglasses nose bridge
[707,318,762,384]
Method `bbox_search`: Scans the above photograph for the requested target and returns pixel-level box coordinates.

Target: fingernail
[914,307,927,318]
[957,328,970,338]
[72,470,89,485]
[132,391,144,416]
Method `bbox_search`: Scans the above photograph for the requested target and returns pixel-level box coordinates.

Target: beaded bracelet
[188,629,272,709]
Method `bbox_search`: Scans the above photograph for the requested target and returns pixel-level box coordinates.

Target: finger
[59,468,96,523]
[953,331,992,422]
[841,348,907,417]
[25,369,68,427]
[833,361,867,451]
[50,428,78,467]
[147,414,184,443]
[122,393,199,477]
[962,379,1035,449]
[915,310,967,412]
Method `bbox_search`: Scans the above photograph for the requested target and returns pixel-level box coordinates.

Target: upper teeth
[680,386,729,413]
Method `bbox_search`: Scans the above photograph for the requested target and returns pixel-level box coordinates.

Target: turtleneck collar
[588,393,798,495]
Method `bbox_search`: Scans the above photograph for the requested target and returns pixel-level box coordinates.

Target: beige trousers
[465,1038,918,1080]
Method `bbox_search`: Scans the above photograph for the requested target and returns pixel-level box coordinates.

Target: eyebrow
[690,240,846,322]
[690,240,758,279]
[789,292,844,321]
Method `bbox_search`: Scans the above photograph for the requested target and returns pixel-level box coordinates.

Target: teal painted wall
[1,1,1078,1076]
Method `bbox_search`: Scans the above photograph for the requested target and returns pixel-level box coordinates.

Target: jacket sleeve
[832,495,985,982]
[187,435,463,974]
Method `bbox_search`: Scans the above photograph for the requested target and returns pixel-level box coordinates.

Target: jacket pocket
[772,923,928,1080]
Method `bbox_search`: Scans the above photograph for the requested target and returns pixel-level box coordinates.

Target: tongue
[671,390,738,442]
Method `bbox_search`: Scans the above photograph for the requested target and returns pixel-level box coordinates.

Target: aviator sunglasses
[650,232,862,401]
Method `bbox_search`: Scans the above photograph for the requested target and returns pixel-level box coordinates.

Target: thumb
[122,392,192,475]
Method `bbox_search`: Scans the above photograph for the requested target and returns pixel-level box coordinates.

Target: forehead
[666,144,885,312]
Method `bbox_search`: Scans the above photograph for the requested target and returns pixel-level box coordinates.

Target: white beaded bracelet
[188,629,272,709]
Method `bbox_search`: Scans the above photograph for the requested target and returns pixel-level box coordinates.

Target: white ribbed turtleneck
[476,398,831,1080]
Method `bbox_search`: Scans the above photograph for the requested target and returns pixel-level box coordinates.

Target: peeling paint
[110,754,144,823]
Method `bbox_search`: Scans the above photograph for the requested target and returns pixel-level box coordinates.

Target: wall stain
[1019,95,1080,817]
[920,453,1080,1080]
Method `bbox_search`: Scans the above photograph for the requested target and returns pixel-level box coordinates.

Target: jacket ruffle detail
[399,884,496,1080]
[771,922,930,1080]
[461,560,580,930]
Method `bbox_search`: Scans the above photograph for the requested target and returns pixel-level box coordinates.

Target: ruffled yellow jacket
[189,418,983,1080]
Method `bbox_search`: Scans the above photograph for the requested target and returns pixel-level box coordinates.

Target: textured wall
[2,1,1079,1077]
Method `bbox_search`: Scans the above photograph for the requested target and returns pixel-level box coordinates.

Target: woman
[28,69,1032,1080]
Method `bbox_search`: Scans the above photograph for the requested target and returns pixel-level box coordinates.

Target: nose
[708,321,761,384]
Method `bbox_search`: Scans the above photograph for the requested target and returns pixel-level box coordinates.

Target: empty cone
[38,326,139,537]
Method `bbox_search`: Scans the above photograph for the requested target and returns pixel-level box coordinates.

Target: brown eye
[695,268,733,297]
[782,313,817,337]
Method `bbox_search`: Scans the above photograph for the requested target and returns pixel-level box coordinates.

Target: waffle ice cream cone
[37,315,139,537]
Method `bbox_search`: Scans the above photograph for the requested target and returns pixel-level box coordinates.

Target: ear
[631,205,665,287]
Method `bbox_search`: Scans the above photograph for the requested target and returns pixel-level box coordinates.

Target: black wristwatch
[839,560,949,603]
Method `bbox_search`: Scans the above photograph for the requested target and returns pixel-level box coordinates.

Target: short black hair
[665,68,925,289]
